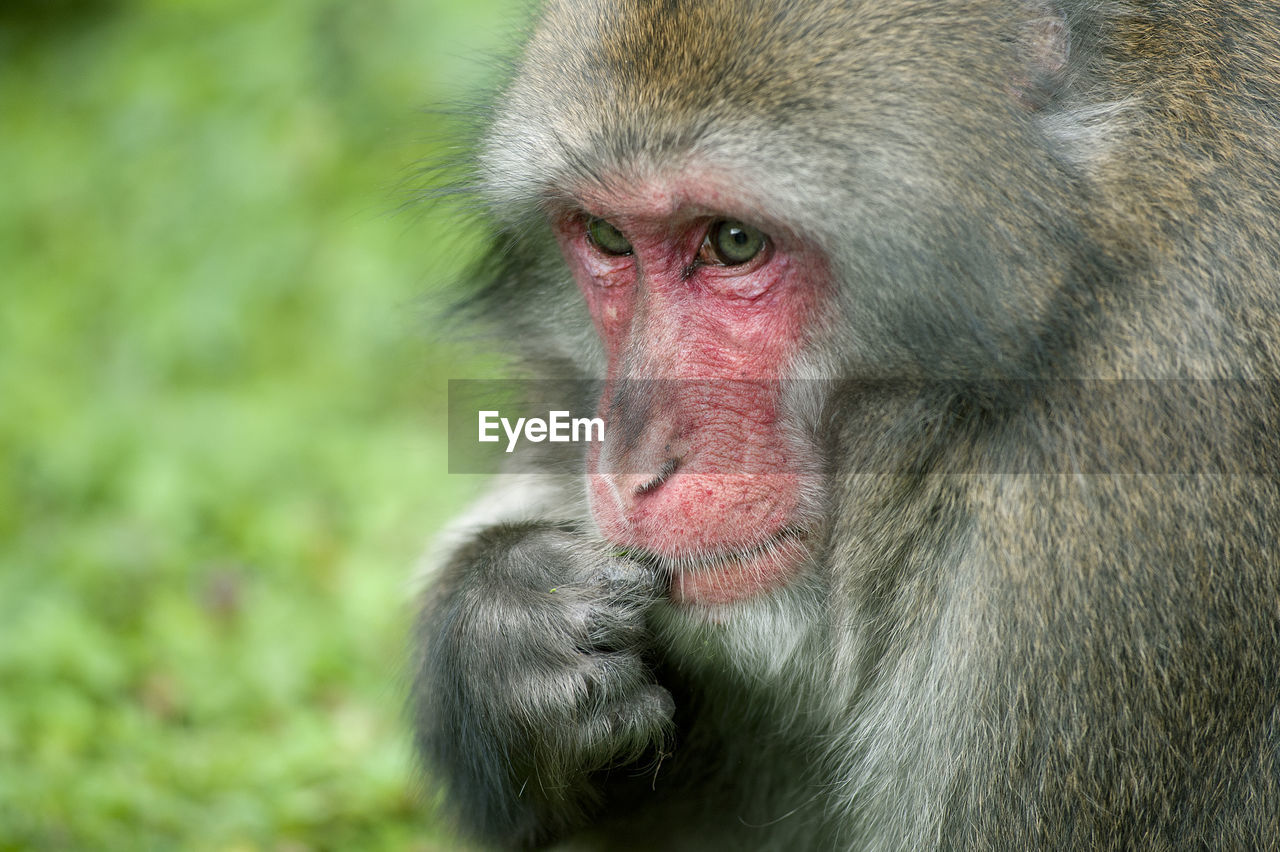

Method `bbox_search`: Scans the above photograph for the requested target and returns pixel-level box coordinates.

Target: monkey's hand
[413,522,674,849]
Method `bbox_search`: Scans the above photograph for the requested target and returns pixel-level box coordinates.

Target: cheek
[554,230,637,360]
[687,253,831,378]
[581,286,634,356]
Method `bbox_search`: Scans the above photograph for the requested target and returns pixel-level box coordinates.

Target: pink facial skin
[551,174,829,606]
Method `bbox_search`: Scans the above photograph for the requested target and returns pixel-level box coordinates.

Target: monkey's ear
[1011,2,1071,110]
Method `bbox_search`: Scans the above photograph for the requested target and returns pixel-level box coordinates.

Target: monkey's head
[474,0,1100,605]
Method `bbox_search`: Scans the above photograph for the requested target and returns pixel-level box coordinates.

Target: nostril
[634,457,680,496]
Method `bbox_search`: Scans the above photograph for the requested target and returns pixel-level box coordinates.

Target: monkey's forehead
[480,0,1017,214]
[529,0,859,124]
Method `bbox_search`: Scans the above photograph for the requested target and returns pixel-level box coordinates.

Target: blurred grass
[0,0,516,848]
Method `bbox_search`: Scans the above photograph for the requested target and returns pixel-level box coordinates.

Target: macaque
[412,1,1280,848]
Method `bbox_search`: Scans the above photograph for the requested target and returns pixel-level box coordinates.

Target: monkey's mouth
[615,528,809,605]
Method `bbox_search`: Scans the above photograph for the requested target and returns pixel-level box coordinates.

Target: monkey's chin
[660,532,809,606]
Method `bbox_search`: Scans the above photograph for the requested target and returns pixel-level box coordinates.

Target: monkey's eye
[700,220,768,266]
[586,217,633,256]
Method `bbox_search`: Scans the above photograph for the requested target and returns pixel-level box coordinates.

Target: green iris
[709,220,766,265]
[586,218,633,255]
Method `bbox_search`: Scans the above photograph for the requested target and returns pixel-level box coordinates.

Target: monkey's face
[480,0,1092,605]
[548,175,830,606]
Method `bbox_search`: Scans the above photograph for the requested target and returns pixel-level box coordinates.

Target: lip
[618,529,809,605]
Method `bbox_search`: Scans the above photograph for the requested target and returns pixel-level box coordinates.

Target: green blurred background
[0,0,518,847]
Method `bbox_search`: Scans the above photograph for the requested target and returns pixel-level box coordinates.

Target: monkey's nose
[604,456,681,513]
[635,457,679,495]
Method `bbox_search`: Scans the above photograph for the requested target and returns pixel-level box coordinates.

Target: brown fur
[414,2,1280,848]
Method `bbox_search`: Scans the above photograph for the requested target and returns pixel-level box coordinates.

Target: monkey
[411,1,1280,849]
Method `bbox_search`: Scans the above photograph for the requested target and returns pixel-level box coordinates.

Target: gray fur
[413,1,1280,848]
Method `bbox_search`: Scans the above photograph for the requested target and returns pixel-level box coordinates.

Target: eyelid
[585,216,633,256]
